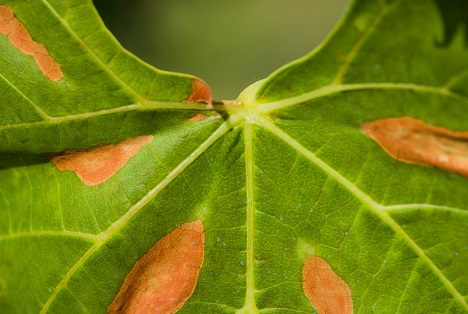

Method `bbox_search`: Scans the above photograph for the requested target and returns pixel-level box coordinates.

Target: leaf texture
[0,0,467,313]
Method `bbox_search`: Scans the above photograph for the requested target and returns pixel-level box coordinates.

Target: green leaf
[1,0,468,313]
[0,1,211,154]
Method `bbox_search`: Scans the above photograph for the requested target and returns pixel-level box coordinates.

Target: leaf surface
[1,0,468,313]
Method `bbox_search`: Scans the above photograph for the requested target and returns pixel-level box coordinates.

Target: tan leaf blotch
[185,78,213,107]
[187,112,221,122]
[187,113,210,122]
[0,5,63,81]
[50,135,153,186]
[362,116,468,177]
[108,220,205,314]
[302,256,353,314]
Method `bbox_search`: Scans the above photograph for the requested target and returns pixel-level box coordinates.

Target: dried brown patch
[50,135,153,186]
[0,5,63,81]
[185,78,212,107]
[187,112,221,122]
[108,220,205,314]
[362,117,468,177]
[188,113,209,122]
[303,256,352,314]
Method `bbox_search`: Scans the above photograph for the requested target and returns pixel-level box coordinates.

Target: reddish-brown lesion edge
[0,5,63,81]
[303,256,353,314]
[108,220,205,314]
[362,116,468,177]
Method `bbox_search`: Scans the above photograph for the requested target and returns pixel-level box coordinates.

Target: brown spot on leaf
[0,5,63,81]
[50,135,153,186]
[303,256,352,314]
[362,117,468,177]
[108,220,205,314]
[187,112,221,122]
[188,113,209,122]
[185,78,212,107]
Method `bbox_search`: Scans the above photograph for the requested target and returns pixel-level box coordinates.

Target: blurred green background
[93,0,349,100]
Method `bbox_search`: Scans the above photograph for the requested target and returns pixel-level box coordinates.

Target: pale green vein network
[1,1,467,313]
[39,115,242,313]
[257,115,468,310]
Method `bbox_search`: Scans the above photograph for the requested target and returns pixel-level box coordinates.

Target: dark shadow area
[433,0,468,47]
[0,153,49,171]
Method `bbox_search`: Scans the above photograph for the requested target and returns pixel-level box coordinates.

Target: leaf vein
[0,73,50,120]
[333,0,400,84]
[258,116,468,310]
[256,83,468,113]
[39,115,240,313]
[40,0,142,101]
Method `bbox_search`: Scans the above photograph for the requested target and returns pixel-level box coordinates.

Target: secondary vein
[258,116,468,311]
[0,230,98,241]
[0,73,50,120]
[333,0,400,84]
[39,115,241,313]
[256,82,468,113]
[40,0,142,101]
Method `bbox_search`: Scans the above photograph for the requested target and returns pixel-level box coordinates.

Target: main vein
[40,116,241,313]
[0,102,234,132]
[237,118,260,314]
[255,82,468,113]
[258,115,468,310]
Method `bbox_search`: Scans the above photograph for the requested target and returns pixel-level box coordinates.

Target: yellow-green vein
[255,82,468,113]
[39,115,242,313]
[258,116,468,311]
[236,118,260,314]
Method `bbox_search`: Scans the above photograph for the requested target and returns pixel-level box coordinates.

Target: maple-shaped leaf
[1,0,467,313]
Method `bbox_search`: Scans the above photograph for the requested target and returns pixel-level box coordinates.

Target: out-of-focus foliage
[93,0,349,99]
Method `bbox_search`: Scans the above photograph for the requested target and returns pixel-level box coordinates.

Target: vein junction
[4,1,468,312]
[31,79,468,312]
